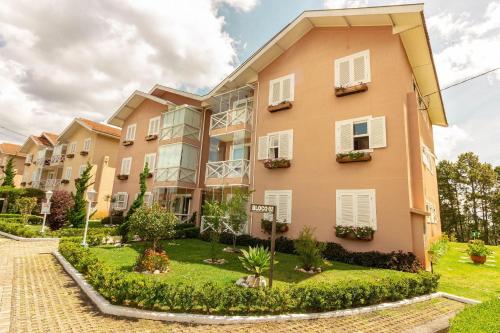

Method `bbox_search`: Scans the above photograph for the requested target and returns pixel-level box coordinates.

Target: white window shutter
[336,59,351,87]
[336,120,354,153]
[269,80,281,106]
[337,192,355,227]
[278,130,293,159]
[355,193,371,227]
[369,116,387,149]
[353,54,367,83]
[264,192,277,220]
[258,136,269,160]
[277,192,292,224]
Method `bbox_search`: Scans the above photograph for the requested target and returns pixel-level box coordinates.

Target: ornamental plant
[294,226,325,271]
[47,190,74,230]
[238,246,271,278]
[226,189,251,249]
[467,239,492,257]
[134,248,170,273]
[202,199,227,262]
[128,203,177,251]
[68,162,93,227]
[1,157,15,187]
[15,197,38,224]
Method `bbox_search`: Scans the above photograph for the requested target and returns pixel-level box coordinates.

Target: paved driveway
[0,236,464,332]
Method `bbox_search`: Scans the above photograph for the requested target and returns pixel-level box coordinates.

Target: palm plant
[238,246,271,277]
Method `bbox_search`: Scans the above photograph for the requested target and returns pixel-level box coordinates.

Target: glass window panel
[354,136,369,150]
[353,122,368,136]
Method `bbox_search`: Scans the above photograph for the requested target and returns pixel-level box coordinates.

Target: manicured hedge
[0,214,44,224]
[449,299,500,333]
[59,240,439,315]
[202,232,422,273]
[0,220,38,238]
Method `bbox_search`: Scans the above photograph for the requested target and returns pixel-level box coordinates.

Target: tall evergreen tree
[1,157,16,187]
[119,163,149,241]
[68,163,93,227]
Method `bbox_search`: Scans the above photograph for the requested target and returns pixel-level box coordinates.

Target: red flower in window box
[263,158,291,169]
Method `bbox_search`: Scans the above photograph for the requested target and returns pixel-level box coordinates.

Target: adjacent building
[19,119,121,218]
[106,4,444,269]
[0,143,26,187]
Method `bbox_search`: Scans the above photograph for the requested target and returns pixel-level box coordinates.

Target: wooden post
[269,208,276,288]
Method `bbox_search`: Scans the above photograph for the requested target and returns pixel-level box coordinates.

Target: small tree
[294,226,326,271]
[15,197,38,224]
[129,203,177,251]
[202,200,227,262]
[68,163,93,228]
[226,189,251,249]
[47,190,74,230]
[119,163,149,241]
[1,157,15,187]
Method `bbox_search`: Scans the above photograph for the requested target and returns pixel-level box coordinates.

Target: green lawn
[435,242,500,301]
[90,239,408,287]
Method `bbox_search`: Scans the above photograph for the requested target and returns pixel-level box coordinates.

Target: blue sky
[0,0,498,165]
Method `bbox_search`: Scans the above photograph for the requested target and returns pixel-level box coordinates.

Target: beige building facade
[108,5,445,269]
[0,143,26,188]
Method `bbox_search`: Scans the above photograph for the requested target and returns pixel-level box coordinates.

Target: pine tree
[68,163,93,228]
[119,163,149,241]
[1,157,16,187]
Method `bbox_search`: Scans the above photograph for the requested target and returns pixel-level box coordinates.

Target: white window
[335,116,386,153]
[422,144,435,175]
[78,165,87,177]
[148,117,161,136]
[264,190,292,223]
[32,168,42,181]
[125,124,137,141]
[336,189,377,229]
[268,74,295,106]
[157,144,198,170]
[68,142,77,154]
[113,192,128,211]
[334,49,371,88]
[25,154,32,164]
[37,149,46,160]
[144,192,153,207]
[82,138,91,152]
[144,153,156,171]
[258,129,293,160]
[64,167,72,180]
[53,145,63,156]
[425,200,437,224]
[120,157,132,175]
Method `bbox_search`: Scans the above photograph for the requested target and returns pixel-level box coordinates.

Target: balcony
[50,155,65,166]
[200,215,248,234]
[31,180,44,189]
[160,124,200,143]
[209,104,253,140]
[205,159,250,187]
[45,179,62,190]
[155,167,197,187]
[159,105,202,146]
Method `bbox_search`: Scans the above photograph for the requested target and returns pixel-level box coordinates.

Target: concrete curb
[0,230,60,242]
[52,250,481,325]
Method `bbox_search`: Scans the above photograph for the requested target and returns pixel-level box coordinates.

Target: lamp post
[41,190,53,234]
[81,188,97,247]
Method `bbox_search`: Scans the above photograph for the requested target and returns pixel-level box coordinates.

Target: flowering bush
[135,248,170,273]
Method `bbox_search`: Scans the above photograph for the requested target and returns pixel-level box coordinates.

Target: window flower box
[80,151,89,156]
[24,162,31,166]
[28,181,32,185]
[335,226,374,241]
[66,153,75,159]
[336,151,371,163]
[267,101,292,113]
[44,159,50,166]
[263,158,291,169]
[146,172,153,178]
[122,140,134,146]
[20,181,26,186]
[74,178,80,183]
[0,166,4,169]
[61,179,70,184]
[145,134,158,141]
[261,219,289,234]
[117,174,129,180]
[335,83,368,97]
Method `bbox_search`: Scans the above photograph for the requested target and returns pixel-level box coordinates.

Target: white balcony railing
[50,155,65,164]
[31,180,45,189]
[155,167,197,184]
[45,179,62,190]
[160,124,200,142]
[200,215,248,235]
[210,104,252,132]
[206,159,250,180]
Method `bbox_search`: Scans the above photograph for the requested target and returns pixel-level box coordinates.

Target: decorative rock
[294,266,322,274]
[153,270,160,274]
[203,258,226,265]
[235,275,267,288]
[223,247,242,253]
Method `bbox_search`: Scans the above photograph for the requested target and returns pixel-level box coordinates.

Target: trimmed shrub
[0,220,37,238]
[295,227,325,271]
[58,240,439,315]
[47,190,74,230]
[0,214,43,224]
[101,215,124,225]
[203,232,422,273]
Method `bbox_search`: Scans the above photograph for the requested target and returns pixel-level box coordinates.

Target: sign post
[40,202,51,234]
[250,203,276,287]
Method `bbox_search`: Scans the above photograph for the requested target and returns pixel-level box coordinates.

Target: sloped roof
[140,4,447,126]
[42,132,58,145]
[58,117,122,141]
[0,143,25,157]
[19,133,56,154]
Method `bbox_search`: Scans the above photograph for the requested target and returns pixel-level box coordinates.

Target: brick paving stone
[0,236,465,332]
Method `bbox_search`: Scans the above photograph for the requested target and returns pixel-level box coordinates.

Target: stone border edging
[0,230,60,242]
[52,250,481,325]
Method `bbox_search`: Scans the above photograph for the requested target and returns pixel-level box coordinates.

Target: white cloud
[323,0,369,8]
[433,125,472,161]
[0,0,258,143]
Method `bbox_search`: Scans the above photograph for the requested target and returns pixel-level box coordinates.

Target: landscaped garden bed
[60,238,438,315]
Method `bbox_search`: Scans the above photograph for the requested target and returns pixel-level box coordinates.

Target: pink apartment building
[108,4,445,268]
